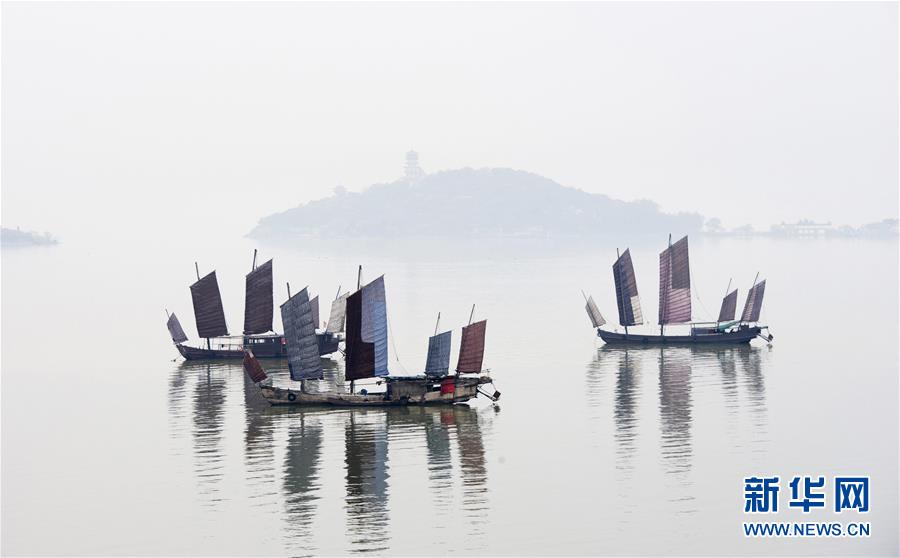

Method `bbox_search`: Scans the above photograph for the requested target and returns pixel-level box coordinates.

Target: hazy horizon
[2,2,897,241]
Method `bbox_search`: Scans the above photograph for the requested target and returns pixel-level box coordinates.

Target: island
[249,161,704,240]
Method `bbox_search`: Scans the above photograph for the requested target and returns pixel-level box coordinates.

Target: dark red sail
[243,350,268,383]
[456,320,487,374]
[344,289,375,381]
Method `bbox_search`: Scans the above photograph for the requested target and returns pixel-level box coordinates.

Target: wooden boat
[244,268,501,407]
[166,253,343,360]
[584,235,773,345]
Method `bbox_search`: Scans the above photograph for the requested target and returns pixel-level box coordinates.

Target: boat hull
[176,332,341,360]
[259,376,496,407]
[597,325,764,345]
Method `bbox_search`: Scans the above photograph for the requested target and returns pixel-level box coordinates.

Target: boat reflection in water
[168,358,492,554]
[589,345,770,517]
[191,362,229,508]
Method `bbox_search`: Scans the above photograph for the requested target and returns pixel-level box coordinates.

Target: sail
[190,270,228,338]
[585,295,606,328]
[718,289,738,322]
[658,236,691,325]
[243,259,273,335]
[166,312,188,343]
[425,330,452,377]
[613,249,643,326]
[740,279,767,323]
[310,295,320,330]
[456,320,487,374]
[345,276,389,381]
[280,287,323,381]
[243,350,268,383]
[326,292,349,333]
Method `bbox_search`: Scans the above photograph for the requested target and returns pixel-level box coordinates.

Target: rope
[689,266,715,321]
[386,313,410,376]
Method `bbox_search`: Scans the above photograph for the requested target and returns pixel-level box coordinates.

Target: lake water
[2,234,897,555]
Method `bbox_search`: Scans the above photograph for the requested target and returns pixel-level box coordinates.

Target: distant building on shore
[770,220,833,237]
[404,150,425,183]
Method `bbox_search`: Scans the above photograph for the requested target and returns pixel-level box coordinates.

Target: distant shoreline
[1,227,58,247]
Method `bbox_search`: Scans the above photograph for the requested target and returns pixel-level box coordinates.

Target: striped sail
[243,350,269,383]
[167,312,188,343]
[740,279,766,323]
[613,249,643,326]
[425,330,452,377]
[345,276,388,381]
[326,292,349,333]
[190,270,228,338]
[585,295,606,328]
[456,320,487,374]
[310,295,320,330]
[658,236,691,325]
[718,289,738,322]
[243,259,273,335]
[280,287,322,381]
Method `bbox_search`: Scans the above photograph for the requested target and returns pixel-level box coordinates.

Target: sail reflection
[345,410,390,554]
[284,415,324,552]
[190,362,229,508]
[658,348,693,477]
[591,344,769,515]
[736,346,769,460]
[169,355,493,554]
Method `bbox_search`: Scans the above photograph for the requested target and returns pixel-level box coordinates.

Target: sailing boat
[585,235,773,345]
[244,269,501,406]
[167,253,343,360]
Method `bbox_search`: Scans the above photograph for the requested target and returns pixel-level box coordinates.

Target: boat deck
[597,325,765,345]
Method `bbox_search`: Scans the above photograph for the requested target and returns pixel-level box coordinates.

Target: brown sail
[344,277,388,381]
[613,249,643,327]
[740,280,767,323]
[658,235,691,325]
[718,289,738,322]
[190,270,228,338]
[456,320,487,374]
[243,259,273,335]
[243,350,268,383]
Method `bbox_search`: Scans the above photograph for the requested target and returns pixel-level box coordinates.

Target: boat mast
[661,234,671,337]
[617,248,628,336]
[196,262,211,351]
[252,248,257,271]
[745,272,759,323]
[718,278,732,327]
[456,304,476,378]
[434,312,441,336]
[350,266,362,394]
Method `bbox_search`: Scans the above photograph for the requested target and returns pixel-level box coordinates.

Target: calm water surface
[2,235,897,555]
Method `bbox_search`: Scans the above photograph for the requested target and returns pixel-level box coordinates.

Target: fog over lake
[2,233,898,555]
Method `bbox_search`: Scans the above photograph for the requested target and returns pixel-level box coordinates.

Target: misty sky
[2,2,897,240]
